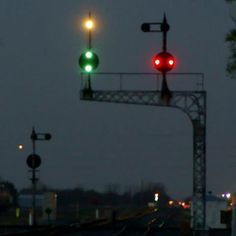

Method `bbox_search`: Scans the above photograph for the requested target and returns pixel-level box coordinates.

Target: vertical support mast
[160,14,172,102]
[88,12,92,50]
[30,127,37,226]
[87,12,92,91]
[162,14,168,52]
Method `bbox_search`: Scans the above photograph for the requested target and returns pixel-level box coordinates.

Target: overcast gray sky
[0,0,235,198]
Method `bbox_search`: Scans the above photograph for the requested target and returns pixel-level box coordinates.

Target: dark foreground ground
[0,207,231,235]
[0,225,231,236]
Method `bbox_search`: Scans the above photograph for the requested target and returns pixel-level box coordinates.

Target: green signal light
[79,50,99,73]
[85,65,93,72]
[85,51,93,59]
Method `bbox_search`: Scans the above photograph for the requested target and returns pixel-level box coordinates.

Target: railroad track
[108,207,178,236]
[0,207,182,236]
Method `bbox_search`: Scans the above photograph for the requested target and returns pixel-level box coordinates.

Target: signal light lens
[155,59,160,66]
[168,59,174,66]
[84,19,94,30]
[85,51,93,59]
[85,65,93,72]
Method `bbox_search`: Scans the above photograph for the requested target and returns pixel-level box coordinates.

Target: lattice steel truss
[80,74,206,230]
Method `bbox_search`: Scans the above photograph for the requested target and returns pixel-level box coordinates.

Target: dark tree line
[53,182,171,208]
[0,181,18,212]
[18,181,173,209]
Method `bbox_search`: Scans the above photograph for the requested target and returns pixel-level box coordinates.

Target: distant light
[168,200,174,205]
[84,19,94,30]
[154,193,159,202]
[18,144,24,150]
[181,202,190,209]
[222,192,231,199]
[16,208,20,218]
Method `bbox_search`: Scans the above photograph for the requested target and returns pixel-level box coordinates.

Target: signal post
[26,127,51,226]
[79,13,99,97]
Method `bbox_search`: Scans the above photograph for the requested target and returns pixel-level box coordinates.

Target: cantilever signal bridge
[80,72,206,231]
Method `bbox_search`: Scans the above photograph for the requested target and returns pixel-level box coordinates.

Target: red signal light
[153,51,175,73]
[168,59,174,66]
[154,59,161,66]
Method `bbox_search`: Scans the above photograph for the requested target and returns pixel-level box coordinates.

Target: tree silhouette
[225,0,236,77]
